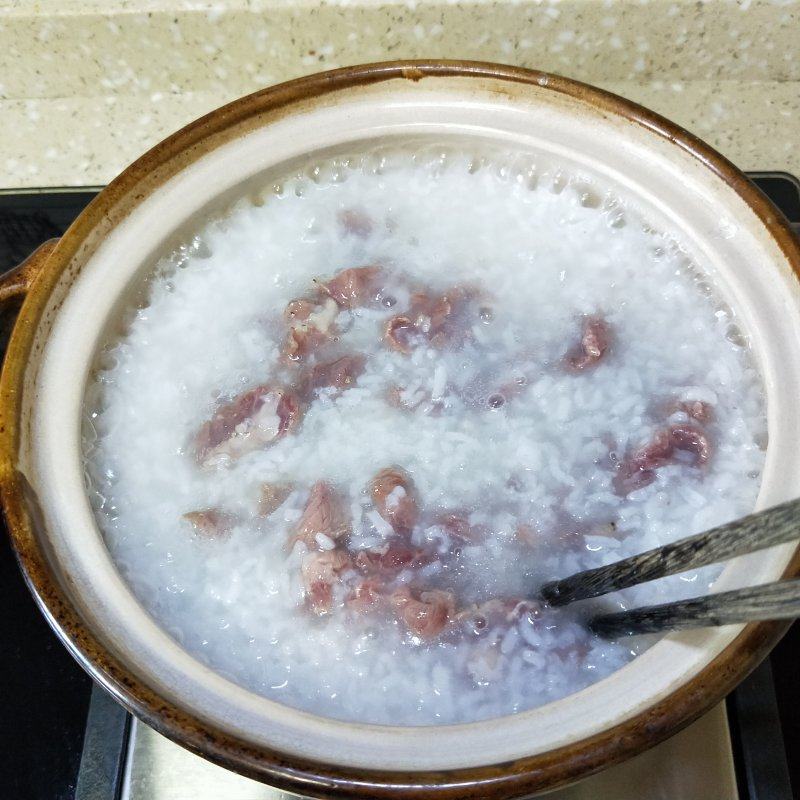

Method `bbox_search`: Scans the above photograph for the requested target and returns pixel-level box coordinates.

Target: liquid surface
[84,149,767,725]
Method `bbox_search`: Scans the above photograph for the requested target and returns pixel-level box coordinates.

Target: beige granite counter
[0,0,798,188]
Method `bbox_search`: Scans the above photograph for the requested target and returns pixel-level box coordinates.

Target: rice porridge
[83,147,767,726]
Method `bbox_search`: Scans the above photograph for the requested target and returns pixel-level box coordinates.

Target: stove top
[1,177,798,800]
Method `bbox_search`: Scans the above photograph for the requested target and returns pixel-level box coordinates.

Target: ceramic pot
[2,61,799,799]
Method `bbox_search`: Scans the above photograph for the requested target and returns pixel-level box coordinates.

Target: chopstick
[590,577,800,638]
[540,496,800,607]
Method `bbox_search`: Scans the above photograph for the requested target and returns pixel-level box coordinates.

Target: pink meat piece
[283,327,325,362]
[338,209,373,238]
[433,512,484,543]
[194,386,301,465]
[284,298,318,325]
[346,578,387,614]
[368,466,420,535]
[290,481,350,549]
[385,384,421,411]
[355,543,434,576]
[319,266,382,309]
[304,354,366,397]
[385,383,447,416]
[391,586,456,639]
[301,549,352,615]
[613,429,674,495]
[182,508,237,539]
[456,597,540,633]
[670,424,711,464]
[384,288,472,353]
[565,316,611,371]
[258,483,293,517]
[412,292,455,335]
[281,296,339,362]
[675,399,714,425]
[614,424,711,495]
[384,316,417,354]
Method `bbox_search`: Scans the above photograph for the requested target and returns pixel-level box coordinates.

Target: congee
[83,147,766,725]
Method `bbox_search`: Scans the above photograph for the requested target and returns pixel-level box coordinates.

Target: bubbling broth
[83,145,766,725]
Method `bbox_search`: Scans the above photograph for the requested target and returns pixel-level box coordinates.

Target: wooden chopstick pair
[539,497,800,638]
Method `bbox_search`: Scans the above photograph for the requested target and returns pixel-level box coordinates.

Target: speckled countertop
[0,0,797,187]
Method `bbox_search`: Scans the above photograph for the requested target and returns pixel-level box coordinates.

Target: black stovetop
[0,179,798,800]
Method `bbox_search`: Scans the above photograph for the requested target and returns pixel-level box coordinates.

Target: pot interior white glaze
[17,74,800,771]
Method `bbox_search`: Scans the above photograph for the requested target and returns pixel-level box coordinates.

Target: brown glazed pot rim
[2,60,800,799]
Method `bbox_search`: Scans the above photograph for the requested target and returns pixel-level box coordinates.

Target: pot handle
[0,238,59,304]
